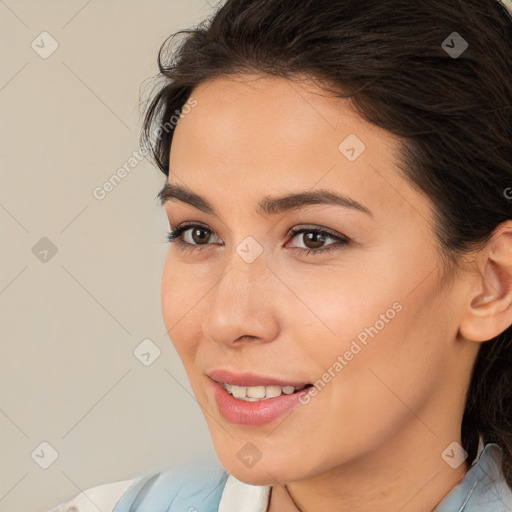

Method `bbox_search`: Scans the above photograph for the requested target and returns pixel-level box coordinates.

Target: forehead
[167,75,432,226]
[174,74,377,158]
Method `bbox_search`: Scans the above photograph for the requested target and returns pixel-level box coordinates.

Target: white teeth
[265,385,282,398]
[230,385,247,399]
[222,383,306,400]
[246,386,266,398]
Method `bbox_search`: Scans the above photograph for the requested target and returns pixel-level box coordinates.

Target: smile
[221,383,311,401]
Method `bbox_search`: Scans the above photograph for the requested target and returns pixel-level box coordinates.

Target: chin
[224,463,289,486]
[213,446,309,486]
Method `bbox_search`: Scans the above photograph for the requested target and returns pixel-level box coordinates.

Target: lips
[207,369,314,426]
[207,369,310,388]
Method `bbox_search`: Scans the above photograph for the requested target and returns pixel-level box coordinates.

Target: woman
[49,0,512,510]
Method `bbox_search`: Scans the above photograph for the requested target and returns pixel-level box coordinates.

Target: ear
[459,221,512,343]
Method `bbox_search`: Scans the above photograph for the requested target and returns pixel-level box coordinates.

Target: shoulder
[113,457,228,512]
[47,478,136,512]
[47,457,229,512]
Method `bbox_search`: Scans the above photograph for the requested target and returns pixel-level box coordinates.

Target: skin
[160,74,512,511]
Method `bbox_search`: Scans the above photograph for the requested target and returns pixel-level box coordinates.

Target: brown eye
[190,227,211,245]
[300,231,327,249]
[166,223,220,248]
[166,223,350,256]
[286,226,351,256]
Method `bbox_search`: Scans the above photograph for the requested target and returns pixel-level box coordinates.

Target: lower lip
[211,380,311,427]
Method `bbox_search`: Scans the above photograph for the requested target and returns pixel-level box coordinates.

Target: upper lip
[207,369,310,388]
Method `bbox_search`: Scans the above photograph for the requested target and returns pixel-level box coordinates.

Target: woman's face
[160,75,477,485]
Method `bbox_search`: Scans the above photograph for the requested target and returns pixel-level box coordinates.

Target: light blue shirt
[112,443,512,511]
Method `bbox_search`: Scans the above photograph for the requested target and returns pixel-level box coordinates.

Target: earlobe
[459,223,512,343]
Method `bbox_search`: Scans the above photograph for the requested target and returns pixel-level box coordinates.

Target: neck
[268,423,469,512]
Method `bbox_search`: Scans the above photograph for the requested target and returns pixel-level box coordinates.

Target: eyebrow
[158,182,373,217]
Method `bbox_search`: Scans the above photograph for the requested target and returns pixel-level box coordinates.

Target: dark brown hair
[141,0,512,487]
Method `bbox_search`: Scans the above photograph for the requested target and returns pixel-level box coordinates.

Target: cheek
[161,256,203,361]
[289,280,405,395]
[321,274,449,430]
[289,246,448,403]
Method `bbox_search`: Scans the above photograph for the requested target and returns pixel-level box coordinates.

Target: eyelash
[165,223,351,256]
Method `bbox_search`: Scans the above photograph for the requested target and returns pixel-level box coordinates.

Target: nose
[202,252,280,348]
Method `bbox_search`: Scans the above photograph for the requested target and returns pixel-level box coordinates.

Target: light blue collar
[433,443,512,511]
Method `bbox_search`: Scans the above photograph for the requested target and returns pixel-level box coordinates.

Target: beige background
[0,1,220,510]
